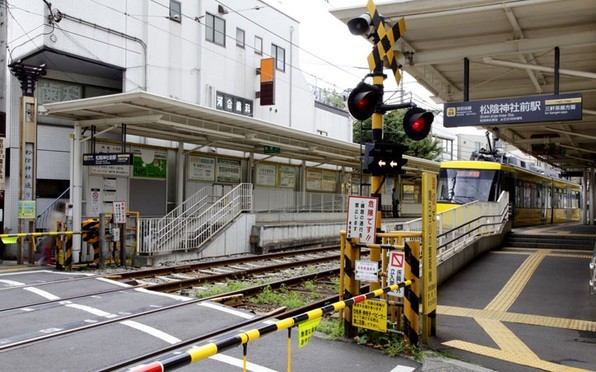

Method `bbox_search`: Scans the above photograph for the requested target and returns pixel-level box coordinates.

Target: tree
[352,109,442,161]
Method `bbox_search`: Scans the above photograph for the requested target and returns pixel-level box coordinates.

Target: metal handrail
[35,188,70,230]
[140,183,252,254]
[397,191,510,263]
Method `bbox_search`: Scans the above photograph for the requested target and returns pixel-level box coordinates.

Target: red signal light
[403,107,434,141]
[348,82,382,121]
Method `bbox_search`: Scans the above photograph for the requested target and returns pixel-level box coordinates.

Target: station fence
[391,191,510,264]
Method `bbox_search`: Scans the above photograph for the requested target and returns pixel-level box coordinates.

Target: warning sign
[352,299,387,332]
[387,251,405,297]
[298,317,321,348]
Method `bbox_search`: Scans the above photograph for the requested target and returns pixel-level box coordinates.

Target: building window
[169,0,181,22]
[254,36,263,55]
[271,44,285,72]
[236,28,245,48]
[206,13,225,46]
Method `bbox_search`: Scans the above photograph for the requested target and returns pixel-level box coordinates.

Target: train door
[565,186,572,222]
[540,181,548,225]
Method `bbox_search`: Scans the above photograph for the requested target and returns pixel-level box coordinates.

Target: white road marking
[23,287,61,300]
[0,279,25,286]
[390,365,416,372]
[199,301,255,319]
[135,287,192,301]
[209,353,278,372]
[96,277,132,287]
[61,302,118,318]
[120,320,181,344]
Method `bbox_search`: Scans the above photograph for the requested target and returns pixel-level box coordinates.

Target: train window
[438,168,498,203]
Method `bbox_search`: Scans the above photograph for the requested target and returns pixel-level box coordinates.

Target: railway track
[0,243,363,370]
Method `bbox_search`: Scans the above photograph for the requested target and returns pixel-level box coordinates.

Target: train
[437,160,582,227]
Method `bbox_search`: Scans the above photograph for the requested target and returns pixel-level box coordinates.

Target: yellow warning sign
[298,317,322,348]
[352,299,387,332]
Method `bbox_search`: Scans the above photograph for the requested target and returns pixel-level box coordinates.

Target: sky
[261,0,485,137]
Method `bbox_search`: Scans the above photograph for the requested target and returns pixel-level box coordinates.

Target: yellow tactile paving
[439,305,596,332]
[443,339,590,372]
[485,250,549,312]
[493,250,591,259]
[440,247,594,371]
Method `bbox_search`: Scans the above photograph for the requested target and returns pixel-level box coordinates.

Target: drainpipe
[62,13,148,90]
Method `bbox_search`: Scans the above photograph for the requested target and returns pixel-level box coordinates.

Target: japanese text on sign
[352,299,387,332]
[346,196,378,244]
[387,251,405,297]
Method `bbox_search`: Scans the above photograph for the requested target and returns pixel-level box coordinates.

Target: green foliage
[356,329,425,359]
[253,285,308,309]
[316,318,345,340]
[194,279,253,299]
[352,109,442,161]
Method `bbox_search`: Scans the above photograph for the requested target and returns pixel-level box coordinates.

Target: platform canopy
[40,90,439,174]
[331,0,596,172]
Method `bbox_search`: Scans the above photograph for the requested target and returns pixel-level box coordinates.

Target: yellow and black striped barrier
[129,279,413,372]
[404,241,421,346]
[0,231,81,245]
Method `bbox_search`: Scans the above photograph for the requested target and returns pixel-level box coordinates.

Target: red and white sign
[387,251,405,297]
[346,196,378,244]
[112,201,126,224]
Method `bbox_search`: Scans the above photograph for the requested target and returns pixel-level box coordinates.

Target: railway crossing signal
[347,82,382,121]
[363,141,407,176]
[403,107,434,141]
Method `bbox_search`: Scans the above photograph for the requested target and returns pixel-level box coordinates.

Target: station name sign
[83,153,133,166]
[444,93,582,127]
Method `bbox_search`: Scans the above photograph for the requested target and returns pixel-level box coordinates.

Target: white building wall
[2,0,354,244]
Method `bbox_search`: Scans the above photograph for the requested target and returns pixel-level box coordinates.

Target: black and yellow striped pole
[129,279,413,372]
[404,240,421,346]
[342,237,361,338]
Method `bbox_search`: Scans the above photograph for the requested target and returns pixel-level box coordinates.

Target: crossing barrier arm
[128,280,413,372]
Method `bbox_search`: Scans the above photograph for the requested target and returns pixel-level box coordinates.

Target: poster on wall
[256,163,276,186]
[306,169,322,191]
[90,143,130,177]
[216,158,241,183]
[278,165,296,188]
[322,170,337,192]
[132,147,167,179]
[188,155,215,181]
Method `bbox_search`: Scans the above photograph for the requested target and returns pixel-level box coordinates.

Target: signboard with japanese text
[83,153,133,166]
[355,260,379,282]
[216,158,241,183]
[256,163,276,186]
[18,200,36,219]
[132,147,167,179]
[352,299,387,332]
[297,317,321,348]
[112,201,126,224]
[346,196,378,244]
[278,165,296,188]
[216,91,253,116]
[387,251,405,297]
[421,173,437,315]
[444,93,582,127]
[306,169,322,191]
[188,155,215,181]
[89,143,130,177]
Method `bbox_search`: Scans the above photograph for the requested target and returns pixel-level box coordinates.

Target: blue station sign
[443,93,582,127]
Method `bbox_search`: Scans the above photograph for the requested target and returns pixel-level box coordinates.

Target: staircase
[140,183,252,255]
[504,232,596,250]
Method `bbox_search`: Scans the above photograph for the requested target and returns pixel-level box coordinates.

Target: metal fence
[253,189,348,213]
[396,191,510,264]
[139,183,252,255]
